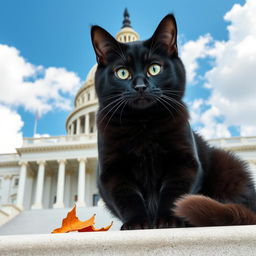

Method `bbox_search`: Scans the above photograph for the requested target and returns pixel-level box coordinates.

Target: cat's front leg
[111,184,151,230]
[99,174,151,230]
[154,178,191,228]
[154,152,200,228]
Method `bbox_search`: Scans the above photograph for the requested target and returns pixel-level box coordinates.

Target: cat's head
[91,14,186,113]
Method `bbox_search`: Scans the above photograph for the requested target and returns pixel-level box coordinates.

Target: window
[87,92,90,101]
[14,178,19,187]
[73,121,77,134]
[74,194,78,202]
[53,195,56,204]
[93,194,100,206]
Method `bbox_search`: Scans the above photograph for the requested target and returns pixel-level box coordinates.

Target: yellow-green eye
[115,68,130,80]
[147,64,161,76]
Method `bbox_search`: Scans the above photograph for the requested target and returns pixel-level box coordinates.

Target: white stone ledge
[0,225,256,255]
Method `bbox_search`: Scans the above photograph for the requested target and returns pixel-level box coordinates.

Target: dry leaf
[52,205,113,233]
[78,221,113,232]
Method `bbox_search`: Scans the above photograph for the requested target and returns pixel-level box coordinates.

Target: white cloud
[0,44,81,116]
[240,126,256,137]
[0,44,81,153]
[181,34,212,84]
[189,98,204,125]
[0,105,23,153]
[188,0,256,138]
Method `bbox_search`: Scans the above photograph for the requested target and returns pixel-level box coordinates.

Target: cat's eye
[115,68,131,80]
[147,64,161,76]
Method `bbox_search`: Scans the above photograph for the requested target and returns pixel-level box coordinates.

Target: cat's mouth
[122,90,160,109]
[131,93,155,109]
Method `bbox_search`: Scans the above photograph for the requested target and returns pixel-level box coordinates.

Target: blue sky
[2,0,256,153]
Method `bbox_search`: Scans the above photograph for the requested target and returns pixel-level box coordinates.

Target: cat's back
[194,133,256,209]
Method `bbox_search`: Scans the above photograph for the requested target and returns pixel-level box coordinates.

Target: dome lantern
[122,8,131,28]
[116,8,139,43]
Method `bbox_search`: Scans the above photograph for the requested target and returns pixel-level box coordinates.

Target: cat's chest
[127,124,166,156]
[104,122,175,160]
[103,122,183,173]
[126,126,169,178]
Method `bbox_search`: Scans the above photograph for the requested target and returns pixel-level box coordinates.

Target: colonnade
[69,112,96,135]
[16,158,89,210]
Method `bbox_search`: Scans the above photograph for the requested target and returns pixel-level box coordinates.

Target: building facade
[0,9,140,213]
[0,10,256,225]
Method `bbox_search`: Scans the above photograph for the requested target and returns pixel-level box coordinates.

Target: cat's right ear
[91,26,118,64]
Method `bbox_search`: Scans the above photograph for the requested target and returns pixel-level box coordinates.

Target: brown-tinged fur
[174,195,256,226]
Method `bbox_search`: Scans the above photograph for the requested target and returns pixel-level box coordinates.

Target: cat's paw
[154,216,183,229]
[121,219,151,230]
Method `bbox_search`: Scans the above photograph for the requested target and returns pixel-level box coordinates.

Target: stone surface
[0,225,256,255]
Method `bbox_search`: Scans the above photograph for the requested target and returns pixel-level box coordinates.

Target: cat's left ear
[150,14,178,56]
[91,25,119,64]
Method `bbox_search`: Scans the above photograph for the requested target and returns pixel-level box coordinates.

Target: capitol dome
[65,9,139,135]
[85,64,97,85]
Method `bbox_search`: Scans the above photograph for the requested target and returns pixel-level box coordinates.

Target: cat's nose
[133,77,148,92]
[134,83,147,92]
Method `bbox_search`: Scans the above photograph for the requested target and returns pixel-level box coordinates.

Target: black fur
[91,14,256,229]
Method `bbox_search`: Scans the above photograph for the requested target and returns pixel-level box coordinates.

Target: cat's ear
[91,26,119,64]
[150,14,178,55]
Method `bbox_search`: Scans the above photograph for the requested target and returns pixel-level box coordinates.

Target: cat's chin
[130,98,155,110]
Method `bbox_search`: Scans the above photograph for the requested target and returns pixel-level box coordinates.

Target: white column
[3,176,12,204]
[16,162,27,210]
[91,89,95,100]
[32,161,46,209]
[71,122,74,135]
[53,160,66,208]
[85,114,90,134]
[77,158,87,207]
[77,118,81,135]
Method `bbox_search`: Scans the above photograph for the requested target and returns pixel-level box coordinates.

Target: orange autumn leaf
[52,205,113,233]
[78,221,113,232]
[52,205,95,233]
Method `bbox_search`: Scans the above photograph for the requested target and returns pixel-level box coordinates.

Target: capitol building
[0,10,256,234]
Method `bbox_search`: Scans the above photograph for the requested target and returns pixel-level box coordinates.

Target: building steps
[0,206,122,235]
[0,204,21,226]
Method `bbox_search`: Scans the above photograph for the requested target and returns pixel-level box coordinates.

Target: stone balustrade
[209,136,256,148]
[22,134,97,147]
[0,225,256,255]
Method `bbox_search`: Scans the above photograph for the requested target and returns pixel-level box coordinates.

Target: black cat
[91,14,256,230]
